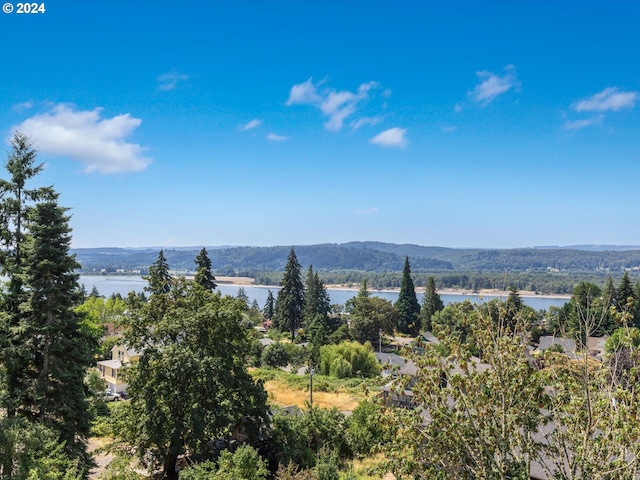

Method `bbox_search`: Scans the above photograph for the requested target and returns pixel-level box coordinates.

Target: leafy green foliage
[180,445,269,480]
[318,342,380,379]
[345,400,393,458]
[345,287,397,345]
[385,303,544,479]
[262,342,291,368]
[116,280,268,478]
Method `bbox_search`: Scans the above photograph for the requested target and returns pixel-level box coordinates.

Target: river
[79,275,568,311]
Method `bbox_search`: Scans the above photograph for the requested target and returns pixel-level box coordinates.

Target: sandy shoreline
[214,276,570,300]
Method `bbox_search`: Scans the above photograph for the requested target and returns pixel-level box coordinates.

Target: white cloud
[562,115,605,131]
[286,78,322,106]
[442,126,458,132]
[266,132,288,142]
[572,87,637,112]
[468,65,519,106]
[157,70,189,91]
[355,207,379,215]
[13,104,151,174]
[286,78,380,131]
[454,103,464,113]
[370,127,407,148]
[241,119,262,131]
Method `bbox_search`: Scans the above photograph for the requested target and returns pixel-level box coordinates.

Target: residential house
[535,336,578,359]
[96,344,142,393]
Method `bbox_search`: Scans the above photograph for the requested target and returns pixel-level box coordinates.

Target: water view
[79,275,568,311]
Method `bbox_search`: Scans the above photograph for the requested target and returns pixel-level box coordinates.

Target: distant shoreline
[213,276,571,300]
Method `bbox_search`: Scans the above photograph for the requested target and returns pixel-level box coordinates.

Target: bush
[262,342,290,368]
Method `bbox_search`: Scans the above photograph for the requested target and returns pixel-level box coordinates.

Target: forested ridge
[73,242,640,274]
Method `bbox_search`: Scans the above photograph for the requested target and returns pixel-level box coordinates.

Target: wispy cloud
[12,103,151,174]
[13,100,34,112]
[286,78,381,131]
[562,115,605,131]
[157,70,189,91]
[266,132,288,142]
[355,207,379,215]
[241,119,262,131]
[442,126,458,132]
[468,65,519,106]
[572,87,637,112]
[286,78,323,106]
[370,127,407,148]
[350,115,383,130]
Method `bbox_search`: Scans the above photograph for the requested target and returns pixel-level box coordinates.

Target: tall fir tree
[303,265,331,325]
[194,247,216,291]
[18,197,96,472]
[263,289,275,321]
[420,276,444,332]
[616,272,635,316]
[145,249,172,295]
[274,248,305,338]
[0,132,55,424]
[395,257,420,335]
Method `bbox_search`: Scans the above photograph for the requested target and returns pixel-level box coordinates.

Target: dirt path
[88,437,113,479]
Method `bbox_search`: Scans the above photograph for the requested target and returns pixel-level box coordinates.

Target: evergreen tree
[358,279,370,298]
[89,285,102,298]
[634,282,640,329]
[145,249,172,295]
[17,197,96,472]
[274,248,305,338]
[504,285,524,331]
[601,276,617,334]
[236,287,249,309]
[304,266,331,326]
[420,276,444,332]
[194,247,216,291]
[395,257,420,335]
[0,132,55,422]
[616,272,635,317]
[263,289,275,321]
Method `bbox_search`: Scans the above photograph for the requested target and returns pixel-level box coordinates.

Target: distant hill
[71,243,640,275]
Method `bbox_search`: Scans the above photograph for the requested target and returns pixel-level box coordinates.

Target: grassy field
[251,368,383,411]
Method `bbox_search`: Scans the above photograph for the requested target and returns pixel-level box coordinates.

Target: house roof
[259,338,276,347]
[375,352,407,368]
[97,359,122,369]
[538,336,576,353]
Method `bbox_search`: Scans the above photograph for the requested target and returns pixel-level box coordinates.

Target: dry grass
[263,380,360,411]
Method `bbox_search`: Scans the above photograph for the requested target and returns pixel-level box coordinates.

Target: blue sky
[1,1,638,249]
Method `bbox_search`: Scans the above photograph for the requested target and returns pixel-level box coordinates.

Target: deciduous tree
[116,280,268,479]
[346,286,397,345]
